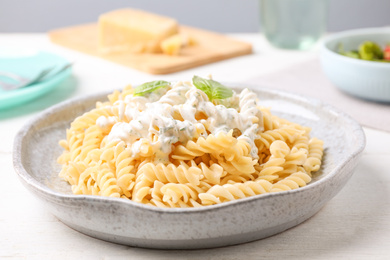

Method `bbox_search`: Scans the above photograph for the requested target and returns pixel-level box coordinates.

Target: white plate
[13,84,365,249]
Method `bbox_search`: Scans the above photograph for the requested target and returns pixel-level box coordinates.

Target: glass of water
[260,0,328,50]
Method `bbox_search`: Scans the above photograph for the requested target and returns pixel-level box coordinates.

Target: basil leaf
[133,80,170,96]
[211,80,233,100]
[192,76,233,101]
[192,75,213,100]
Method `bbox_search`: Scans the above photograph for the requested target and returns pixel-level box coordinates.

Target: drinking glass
[260,0,328,50]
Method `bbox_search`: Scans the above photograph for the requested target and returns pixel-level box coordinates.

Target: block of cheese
[98,9,179,54]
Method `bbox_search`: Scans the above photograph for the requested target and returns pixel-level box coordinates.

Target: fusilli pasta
[58,77,324,208]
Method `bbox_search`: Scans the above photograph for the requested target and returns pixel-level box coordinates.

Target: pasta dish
[57,76,324,208]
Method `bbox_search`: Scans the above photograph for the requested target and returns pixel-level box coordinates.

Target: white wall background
[0,0,389,33]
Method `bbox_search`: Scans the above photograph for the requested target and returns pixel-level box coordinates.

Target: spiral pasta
[58,78,324,208]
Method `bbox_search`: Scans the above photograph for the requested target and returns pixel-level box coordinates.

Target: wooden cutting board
[49,23,252,75]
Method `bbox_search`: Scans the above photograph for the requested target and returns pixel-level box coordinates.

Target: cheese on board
[98,9,179,54]
[160,34,196,55]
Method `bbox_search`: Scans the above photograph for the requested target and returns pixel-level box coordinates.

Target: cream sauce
[97,81,263,161]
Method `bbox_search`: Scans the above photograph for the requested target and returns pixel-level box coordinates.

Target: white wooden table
[1,33,389,259]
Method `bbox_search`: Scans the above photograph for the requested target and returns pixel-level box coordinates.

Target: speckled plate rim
[13,84,366,214]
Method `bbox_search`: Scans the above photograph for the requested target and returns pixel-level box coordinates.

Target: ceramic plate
[0,50,71,110]
[13,85,365,249]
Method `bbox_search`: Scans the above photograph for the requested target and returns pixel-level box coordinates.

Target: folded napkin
[245,58,390,132]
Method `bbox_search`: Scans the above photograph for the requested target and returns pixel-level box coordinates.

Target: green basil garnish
[192,75,233,101]
[133,80,170,96]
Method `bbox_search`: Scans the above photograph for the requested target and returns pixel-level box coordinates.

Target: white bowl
[320,27,390,102]
[13,85,365,249]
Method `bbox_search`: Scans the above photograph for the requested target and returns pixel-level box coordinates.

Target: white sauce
[96,116,116,131]
[97,81,264,162]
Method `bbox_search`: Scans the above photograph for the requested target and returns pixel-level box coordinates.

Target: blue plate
[0,50,71,110]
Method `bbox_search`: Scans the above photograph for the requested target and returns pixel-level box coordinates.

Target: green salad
[337,41,390,62]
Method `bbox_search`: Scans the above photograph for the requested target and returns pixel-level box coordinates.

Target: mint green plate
[0,50,71,110]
